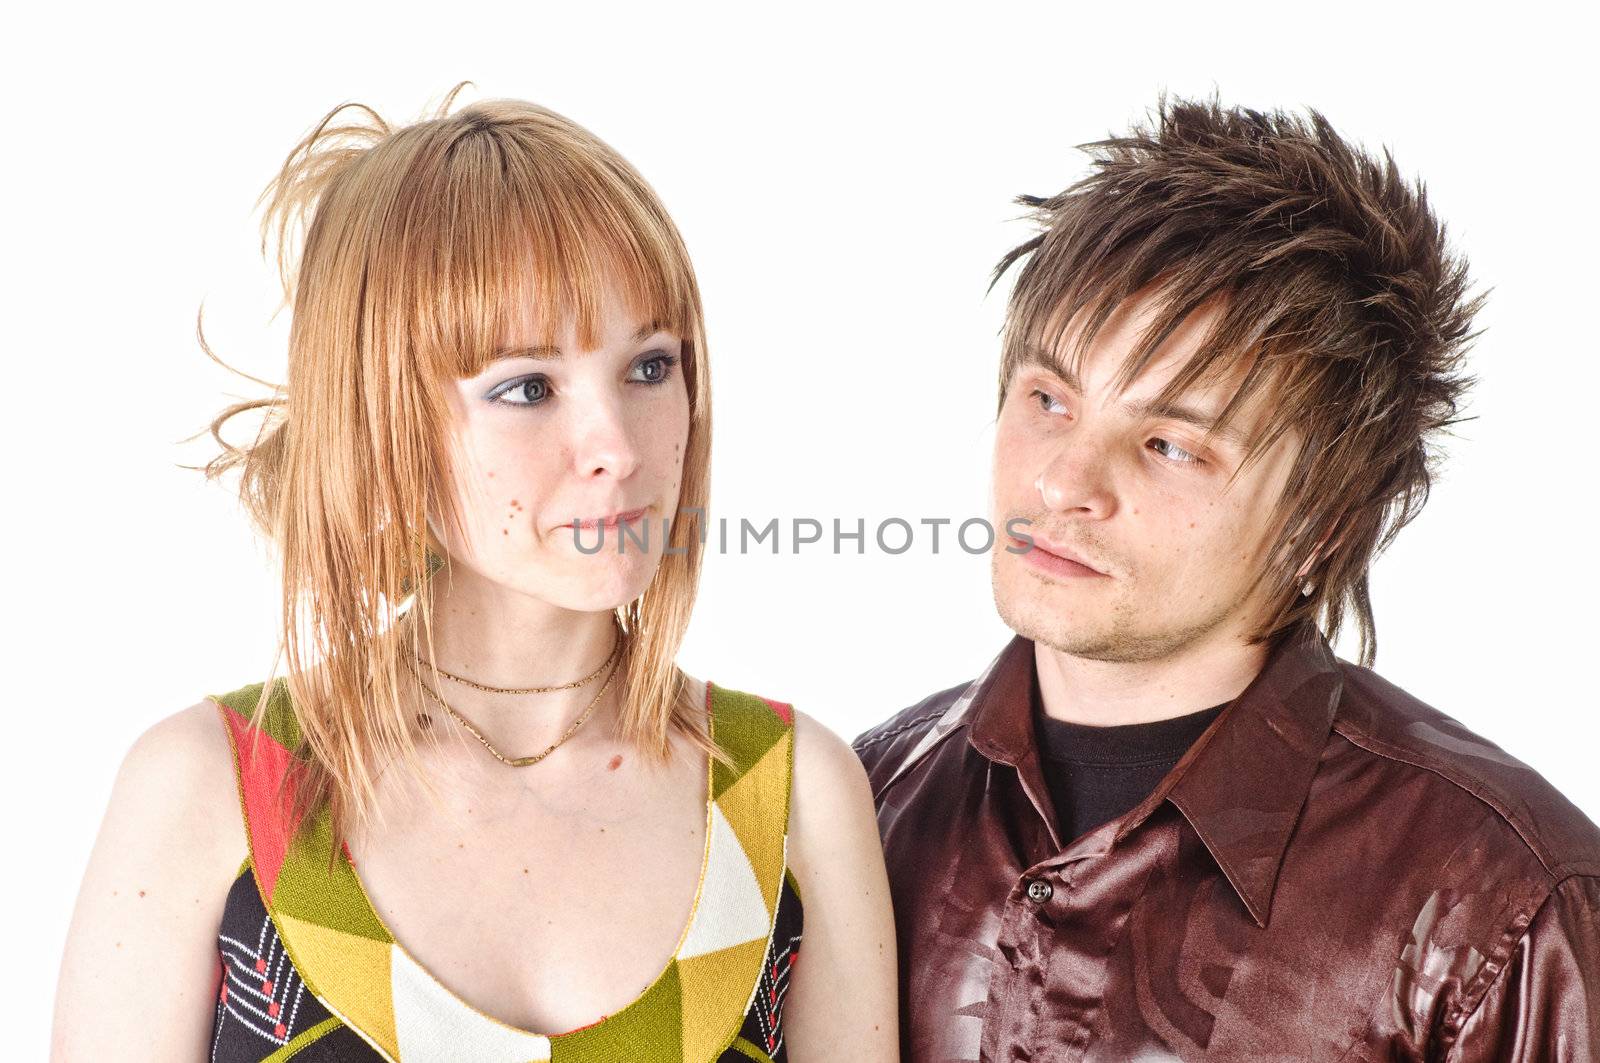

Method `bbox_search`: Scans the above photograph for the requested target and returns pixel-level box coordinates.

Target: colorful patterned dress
[206,677,803,1062]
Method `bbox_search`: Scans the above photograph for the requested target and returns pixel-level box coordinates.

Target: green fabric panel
[549,958,683,1061]
[261,1016,343,1061]
[709,686,786,800]
[269,803,392,943]
[210,677,303,750]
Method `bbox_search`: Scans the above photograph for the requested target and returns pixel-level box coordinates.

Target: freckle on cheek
[608,755,623,771]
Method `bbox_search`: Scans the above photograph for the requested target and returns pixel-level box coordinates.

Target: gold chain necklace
[399,626,625,767]
[402,652,621,767]
[414,621,620,694]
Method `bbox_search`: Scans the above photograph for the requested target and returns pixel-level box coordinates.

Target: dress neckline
[213,673,799,1061]
[336,681,718,1039]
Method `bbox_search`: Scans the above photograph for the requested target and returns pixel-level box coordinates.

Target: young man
[854,98,1600,1062]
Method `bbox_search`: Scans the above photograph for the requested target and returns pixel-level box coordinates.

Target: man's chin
[992,582,1177,663]
[995,589,1111,656]
[996,586,1245,665]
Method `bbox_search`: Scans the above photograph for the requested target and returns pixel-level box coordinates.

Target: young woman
[51,85,897,1062]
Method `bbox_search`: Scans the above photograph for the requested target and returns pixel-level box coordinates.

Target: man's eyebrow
[1021,347,1250,448]
[1129,395,1251,448]
[490,320,668,362]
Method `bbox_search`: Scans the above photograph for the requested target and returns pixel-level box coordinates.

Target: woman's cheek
[499,495,526,538]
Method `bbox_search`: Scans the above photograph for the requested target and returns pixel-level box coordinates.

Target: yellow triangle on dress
[675,938,770,1062]
[714,730,792,909]
[276,911,400,1058]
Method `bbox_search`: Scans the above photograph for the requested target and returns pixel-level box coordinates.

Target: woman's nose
[570,396,642,481]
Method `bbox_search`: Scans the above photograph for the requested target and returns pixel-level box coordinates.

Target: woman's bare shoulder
[52,699,248,1056]
[791,709,868,787]
[786,708,878,867]
[129,697,237,772]
[775,708,899,1058]
[115,698,245,857]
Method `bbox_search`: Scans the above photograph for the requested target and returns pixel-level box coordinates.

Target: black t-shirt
[1032,668,1229,844]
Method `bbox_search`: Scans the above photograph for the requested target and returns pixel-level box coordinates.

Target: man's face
[990,293,1301,663]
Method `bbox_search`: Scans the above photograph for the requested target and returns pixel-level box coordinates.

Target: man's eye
[489,376,549,406]
[1149,438,1201,465]
[1030,388,1067,415]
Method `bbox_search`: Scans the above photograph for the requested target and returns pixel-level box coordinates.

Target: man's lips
[1013,532,1111,577]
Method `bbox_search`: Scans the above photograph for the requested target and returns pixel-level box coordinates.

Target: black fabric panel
[722,873,804,1061]
[209,867,380,1062]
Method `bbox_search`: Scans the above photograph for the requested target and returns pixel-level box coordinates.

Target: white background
[8,2,1597,1054]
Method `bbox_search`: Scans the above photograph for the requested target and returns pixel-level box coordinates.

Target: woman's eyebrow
[491,343,562,362]
[490,320,668,362]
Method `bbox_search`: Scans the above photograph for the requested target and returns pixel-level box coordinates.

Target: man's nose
[1034,434,1116,518]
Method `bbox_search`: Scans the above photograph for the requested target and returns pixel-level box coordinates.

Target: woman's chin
[561,556,663,611]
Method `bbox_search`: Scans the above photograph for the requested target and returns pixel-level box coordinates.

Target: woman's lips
[570,505,648,531]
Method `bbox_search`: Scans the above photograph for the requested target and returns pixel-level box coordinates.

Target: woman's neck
[399,564,627,752]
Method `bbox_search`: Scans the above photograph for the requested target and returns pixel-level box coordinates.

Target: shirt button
[1026,878,1053,903]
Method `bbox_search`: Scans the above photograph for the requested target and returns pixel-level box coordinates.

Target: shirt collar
[964,619,1344,928]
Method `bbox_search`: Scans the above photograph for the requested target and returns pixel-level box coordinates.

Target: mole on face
[607,754,623,771]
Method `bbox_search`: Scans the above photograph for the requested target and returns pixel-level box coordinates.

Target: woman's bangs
[425,153,692,382]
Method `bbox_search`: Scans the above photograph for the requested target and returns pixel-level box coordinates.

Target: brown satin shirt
[852,620,1600,1061]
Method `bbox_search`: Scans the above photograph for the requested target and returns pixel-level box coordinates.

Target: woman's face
[430,282,691,612]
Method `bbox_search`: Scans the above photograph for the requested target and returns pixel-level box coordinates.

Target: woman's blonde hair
[200,82,715,841]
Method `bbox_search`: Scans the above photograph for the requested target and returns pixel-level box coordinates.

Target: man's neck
[1032,626,1268,727]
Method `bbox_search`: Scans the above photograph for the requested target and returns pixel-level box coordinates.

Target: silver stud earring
[1300,580,1315,597]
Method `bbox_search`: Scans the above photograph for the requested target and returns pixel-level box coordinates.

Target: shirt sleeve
[1446,873,1600,1062]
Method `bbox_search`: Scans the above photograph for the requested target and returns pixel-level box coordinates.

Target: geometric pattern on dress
[211,864,380,1062]
[722,867,804,1062]
[206,675,804,1062]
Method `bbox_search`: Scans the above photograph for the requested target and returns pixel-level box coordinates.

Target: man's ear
[1293,525,1345,584]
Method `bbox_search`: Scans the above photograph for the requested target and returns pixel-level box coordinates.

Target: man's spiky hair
[992,94,1484,665]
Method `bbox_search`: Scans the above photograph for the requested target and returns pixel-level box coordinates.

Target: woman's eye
[631,351,679,385]
[490,375,549,406]
[1031,388,1067,415]
[488,352,677,406]
[1149,437,1201,465]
